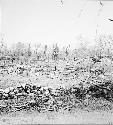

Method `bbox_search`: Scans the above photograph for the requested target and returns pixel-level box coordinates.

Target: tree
[94,35,113,59]
[52,43,59,61]
[0,36,8,56]
[27,43,32,57]
[14,42,27,56]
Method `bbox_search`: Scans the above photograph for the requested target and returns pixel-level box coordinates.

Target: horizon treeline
[0,34,113,64]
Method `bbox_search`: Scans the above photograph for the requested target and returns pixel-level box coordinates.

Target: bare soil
[0,110,113,124]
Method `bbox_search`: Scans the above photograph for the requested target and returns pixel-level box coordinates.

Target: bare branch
[77,0,88,18]
[99,1,103,6]
[61,0,63,5]
[109,19,113,21]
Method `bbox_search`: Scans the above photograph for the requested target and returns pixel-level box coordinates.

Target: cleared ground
[0,57,113,124]
[0,110,113,124]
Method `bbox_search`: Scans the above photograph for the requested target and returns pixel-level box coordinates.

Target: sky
[1,0,113,48]
[0,0,1,34]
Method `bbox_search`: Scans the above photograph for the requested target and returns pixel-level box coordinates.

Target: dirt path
[0,110,113,124]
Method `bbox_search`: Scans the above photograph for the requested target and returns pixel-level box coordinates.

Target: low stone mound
[0,82,113,115]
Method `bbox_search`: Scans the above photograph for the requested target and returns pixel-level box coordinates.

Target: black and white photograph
[0,0,113,124]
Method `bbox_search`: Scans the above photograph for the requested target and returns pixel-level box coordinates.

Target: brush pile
[0,80,113,114]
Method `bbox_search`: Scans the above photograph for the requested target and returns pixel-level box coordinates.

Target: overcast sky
[1,0,113,48]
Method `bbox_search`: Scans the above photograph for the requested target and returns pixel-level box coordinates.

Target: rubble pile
[0,81,113,114]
